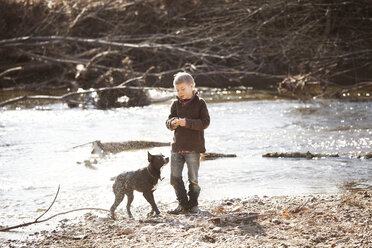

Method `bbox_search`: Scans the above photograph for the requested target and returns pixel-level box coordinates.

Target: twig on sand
[0,185,109,232]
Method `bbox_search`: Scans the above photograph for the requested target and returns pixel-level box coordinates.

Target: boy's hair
[173,72,195,87]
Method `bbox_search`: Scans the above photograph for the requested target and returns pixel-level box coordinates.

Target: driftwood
[91,140,170,156]
[277,74,325,100]
[277,75,372,100]
[0,85,174,109]
[201,153,237,161]
[263,151,372,159]
[357,153,372,159]
[0,185,109,232]
[74,140,237,164]
[90,140,237,160]
[263,152,339,159]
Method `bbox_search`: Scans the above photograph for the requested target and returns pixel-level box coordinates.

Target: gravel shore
[4,190,371,248]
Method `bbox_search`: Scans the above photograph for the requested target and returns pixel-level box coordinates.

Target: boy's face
[175,82,194,100]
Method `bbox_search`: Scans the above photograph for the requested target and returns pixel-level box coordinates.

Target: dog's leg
[110,191,125,220]
[126,190,134,219]
[143,191,160,215]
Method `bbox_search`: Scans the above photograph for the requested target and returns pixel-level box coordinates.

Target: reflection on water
[0,93,371,239]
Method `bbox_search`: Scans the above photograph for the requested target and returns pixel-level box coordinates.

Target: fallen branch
[201,152,237,161]
[0,185,109,232]
[263,151,372,159]
[0,66,23,78]
[263,152,339,159]
[0,84,173,107]
[0,35,230,59]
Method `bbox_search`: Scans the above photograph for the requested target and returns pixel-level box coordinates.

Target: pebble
[231,206,241,212]
[72,234,87,240]
[272,218,282,224]
[181,224,195,229]
[140,225,156,232]
[120,228,134,235]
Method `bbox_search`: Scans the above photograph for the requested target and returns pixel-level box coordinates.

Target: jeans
[170,151,201,208]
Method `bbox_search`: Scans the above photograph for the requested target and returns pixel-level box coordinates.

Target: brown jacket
[166,93,210,153]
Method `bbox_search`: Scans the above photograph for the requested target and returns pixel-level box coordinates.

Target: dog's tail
[110,176,117,181]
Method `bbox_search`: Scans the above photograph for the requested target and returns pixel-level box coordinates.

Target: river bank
[4,190,371,248]
[1,1,372,91]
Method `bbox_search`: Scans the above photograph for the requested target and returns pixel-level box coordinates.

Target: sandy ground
[3,190,371,248]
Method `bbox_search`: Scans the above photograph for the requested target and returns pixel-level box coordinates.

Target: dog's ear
[148,152,152,162]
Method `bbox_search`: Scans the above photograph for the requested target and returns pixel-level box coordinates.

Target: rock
[181,224,195,229]
[72,234,87,240]
[118,228,134,235]
[231,206,241,212]
[200,234,216,243]
[212,227,222,233]
[140,225,155,233]
[210,217,221,225]
[272,218,282,224]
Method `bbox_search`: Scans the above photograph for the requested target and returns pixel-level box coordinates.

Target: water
[0,94,371,241]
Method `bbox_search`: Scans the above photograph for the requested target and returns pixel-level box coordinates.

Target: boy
[165,72,210,214]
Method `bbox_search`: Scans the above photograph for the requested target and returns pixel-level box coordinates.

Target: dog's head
[148,152,169,170]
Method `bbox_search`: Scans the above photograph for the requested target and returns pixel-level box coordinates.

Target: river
[0,89,371,241]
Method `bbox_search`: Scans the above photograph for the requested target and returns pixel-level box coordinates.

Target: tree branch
[0,35,230,59]
[0,185,109,232]
[0,84,174,107]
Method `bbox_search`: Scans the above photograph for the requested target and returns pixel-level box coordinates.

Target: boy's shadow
[208,212,267,237]
[137,209,267,237]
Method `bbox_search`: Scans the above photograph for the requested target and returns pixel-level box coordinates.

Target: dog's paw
[110,212,118,220]
[146,211,160,218]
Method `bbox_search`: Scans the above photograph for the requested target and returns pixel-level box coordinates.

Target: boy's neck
[180,93,195,106]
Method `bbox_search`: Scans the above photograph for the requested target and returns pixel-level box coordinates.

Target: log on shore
[277,75,372,100]
[201,153,237,161]
[262,152,339,159]
[0,85,176,109]
[277,74,325,100]
[91,140,170,156]
[87,140,237,161]
[357,153,372,159]
[263,151,372,159]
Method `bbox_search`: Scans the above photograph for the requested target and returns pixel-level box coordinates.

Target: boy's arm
[165,102,178,131]
[185,100,210,131]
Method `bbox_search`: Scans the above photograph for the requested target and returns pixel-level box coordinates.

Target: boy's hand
[177,118,186,127]
[171,118,186,127]
[171,118,179,127]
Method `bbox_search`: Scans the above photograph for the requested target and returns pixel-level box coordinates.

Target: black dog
[110,152,169,219]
